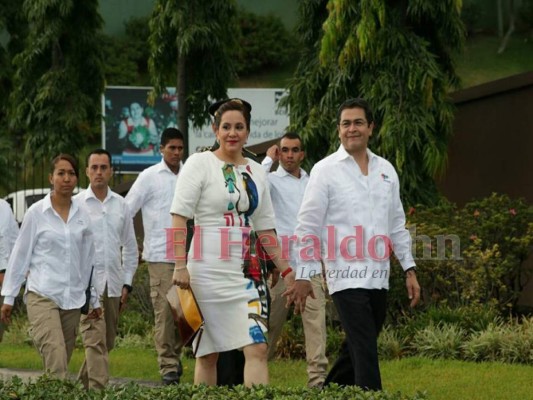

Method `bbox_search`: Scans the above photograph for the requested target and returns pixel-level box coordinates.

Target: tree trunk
[497,0,504,38]
[177,53,189,158]
[498,0,515,54]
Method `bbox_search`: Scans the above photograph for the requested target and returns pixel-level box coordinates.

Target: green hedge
[0,376,427,400]
[388,193,533,318]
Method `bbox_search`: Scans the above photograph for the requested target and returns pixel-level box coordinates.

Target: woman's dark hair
[50,153,79,178]
[213,99,252,131]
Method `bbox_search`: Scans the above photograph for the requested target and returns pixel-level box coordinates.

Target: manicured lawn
[233,34,533,91]
[455,33,533,88]
[2,344,533,399]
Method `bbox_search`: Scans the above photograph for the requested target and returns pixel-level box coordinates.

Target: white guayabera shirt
[76,186,138,297]
[125,159,183,263]
[261,157,309,267]
[294,146,416,294]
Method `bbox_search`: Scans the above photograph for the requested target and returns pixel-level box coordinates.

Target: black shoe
[162,371,180,385]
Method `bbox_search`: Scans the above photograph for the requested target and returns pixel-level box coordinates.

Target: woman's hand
[173,266,190,290]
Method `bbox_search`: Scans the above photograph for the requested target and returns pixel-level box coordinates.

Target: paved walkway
[0,367,159,387]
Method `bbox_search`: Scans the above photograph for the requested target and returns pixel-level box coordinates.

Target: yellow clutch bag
[166,286,204,353]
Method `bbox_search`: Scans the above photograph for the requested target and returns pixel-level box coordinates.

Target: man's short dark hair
[279,132,303,149]
[86,148,112,166]
[160,128,184,147]
[336,98,374,125]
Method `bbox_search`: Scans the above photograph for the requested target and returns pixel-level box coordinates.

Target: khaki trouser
[78,285,121,390]
[26,291,81,379]
[267,274,328,387]
[148,262,183,375]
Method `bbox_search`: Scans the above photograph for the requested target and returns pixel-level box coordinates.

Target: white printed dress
[170,151,275,357]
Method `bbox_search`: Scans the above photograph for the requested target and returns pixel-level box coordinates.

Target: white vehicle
[4,187,82,224]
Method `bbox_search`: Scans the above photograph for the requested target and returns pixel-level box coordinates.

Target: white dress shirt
[126,160,182,263]
[0,199,19,272]
[294,146,415,294]
[262,156,309,265]
[75,186,138,297]
[1,194,97,309]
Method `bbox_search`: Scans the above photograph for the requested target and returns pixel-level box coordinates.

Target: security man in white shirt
[0,199,19,342]
[287,98,421,391]
[261,133,328,388]
[125,128,184,385]
[76,149,139,390]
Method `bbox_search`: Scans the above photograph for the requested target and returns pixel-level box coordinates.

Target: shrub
[388,194,533,320]
[411,323,466,360]
[462,317,533,364]
[0,375,428,399]
[114,331,154,350]
[393,304,500,342]
[275,312,305,359]
[117,310,153,338]
[462,323,504,362]
[1,315,32,346]
[378,326,406,360]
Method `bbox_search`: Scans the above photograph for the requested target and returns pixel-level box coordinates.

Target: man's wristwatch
[405,267,416,276]
[123,284,133,293]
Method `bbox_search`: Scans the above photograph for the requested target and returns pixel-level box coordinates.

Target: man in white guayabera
[286,98,420,391]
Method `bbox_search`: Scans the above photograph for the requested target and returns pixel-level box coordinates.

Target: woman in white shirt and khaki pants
[1,154,99,379]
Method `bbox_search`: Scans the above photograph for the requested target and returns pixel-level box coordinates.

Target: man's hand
[406,269,421,307]
[283,280,315,314]
[86,307,103,320]
[1,304,12,325]
[119,286,130,313]
[266,144,280,162]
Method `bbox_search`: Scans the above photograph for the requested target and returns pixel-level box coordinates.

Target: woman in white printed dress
[170,99,295,387]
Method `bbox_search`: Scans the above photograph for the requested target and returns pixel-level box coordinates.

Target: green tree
[284,0,465,206]
[100,17,153,86]
[8,0,105,160]
[149,0,238,156]
[0,1,26,147]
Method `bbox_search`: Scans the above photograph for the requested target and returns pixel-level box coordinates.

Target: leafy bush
[393,304,500,342]
[462,317,533,364]
[0,375,428,399]
[114,331,154,350]
[274,312,305,359]
[411,323,466,360]
[117,310,153,338]
[461,323,503,362]
[1,315,32,346]
[388,194,533,319]
[378,326,407,360]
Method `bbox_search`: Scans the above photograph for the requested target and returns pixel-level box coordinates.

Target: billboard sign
[102,86,289,173]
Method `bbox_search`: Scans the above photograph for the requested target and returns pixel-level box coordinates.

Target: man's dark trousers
[324,288,387,391]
